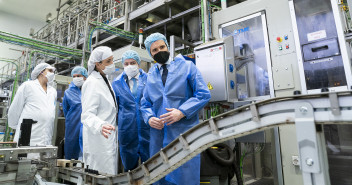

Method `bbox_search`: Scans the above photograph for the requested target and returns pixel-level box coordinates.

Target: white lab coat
[81,70,118,175]
[8,79,57,146]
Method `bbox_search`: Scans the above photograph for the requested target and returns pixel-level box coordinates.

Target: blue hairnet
[144,33,169,58]
[122,50,141,65]
[71,66,88,78]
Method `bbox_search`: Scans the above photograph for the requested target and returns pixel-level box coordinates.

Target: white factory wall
[0,11,45,67]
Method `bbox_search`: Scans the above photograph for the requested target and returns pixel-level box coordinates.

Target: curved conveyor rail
[58,91,352,185]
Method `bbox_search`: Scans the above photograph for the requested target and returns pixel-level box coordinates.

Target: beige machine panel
[272,64,295,91]
[211,0,304,184]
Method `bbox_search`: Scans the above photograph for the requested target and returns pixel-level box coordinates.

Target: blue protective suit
[112,69,150,170]
[62,82,83,160]
[141,55,211,185]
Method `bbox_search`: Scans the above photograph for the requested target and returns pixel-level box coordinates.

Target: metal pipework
[202,0,210,42]
[221,0,227,9]
[57,0,74,20]
[169,35,196,59]
[0,58,19,142]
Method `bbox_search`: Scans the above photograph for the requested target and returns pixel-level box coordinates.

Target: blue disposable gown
[112,69,150,170]
[141,55,211,185]
[62,82,83,160]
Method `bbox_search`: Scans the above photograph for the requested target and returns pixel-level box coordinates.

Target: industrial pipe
[0,58,19,142]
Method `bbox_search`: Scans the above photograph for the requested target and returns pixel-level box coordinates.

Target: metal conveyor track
[58,91,352,185]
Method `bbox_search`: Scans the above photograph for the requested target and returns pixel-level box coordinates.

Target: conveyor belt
[58,91,352,185]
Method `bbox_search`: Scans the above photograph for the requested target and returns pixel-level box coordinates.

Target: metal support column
[295,102,331,185]
[182,17,185,49]
[164,24,167,38]
[221,0,227,9]
[96,0,102,46]
[170,35,175,60]
[347,0,352,29]
[273,128,284,185]
[68,14,71,45]
[82,11,90,65]
[124,0,130,31]
[75,14,80,49]
[169,35,196,59]
[202,0,209,42]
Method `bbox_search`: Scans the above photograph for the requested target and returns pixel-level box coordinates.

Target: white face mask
[124,64,139,78]
[73,77,85,87]
[102,63,115,75]
[46,72,55,83]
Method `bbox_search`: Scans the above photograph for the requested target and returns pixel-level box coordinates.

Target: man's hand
[101,124,115,139]
[149,117,164,130]
[160,108,185,126]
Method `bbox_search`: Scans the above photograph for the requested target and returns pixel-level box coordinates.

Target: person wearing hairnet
[81,46,118,175]
[111,50,149,171]
[8,63,57,148]
[141,33,211,185]
[62,66,88,160]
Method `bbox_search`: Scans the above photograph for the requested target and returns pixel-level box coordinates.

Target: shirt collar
[127,71,140,80]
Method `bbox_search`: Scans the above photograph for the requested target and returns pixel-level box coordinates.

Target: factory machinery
[0,144,58,185]
[0,91,351,185]
[2,0,352,184]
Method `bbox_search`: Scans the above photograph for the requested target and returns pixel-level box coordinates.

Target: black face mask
[153,51,170,64]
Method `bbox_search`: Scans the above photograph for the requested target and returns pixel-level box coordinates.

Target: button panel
[277,37,283,42]
[276,34,291,52]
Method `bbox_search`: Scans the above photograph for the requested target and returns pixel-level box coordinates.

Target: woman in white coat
[81,46,118,175]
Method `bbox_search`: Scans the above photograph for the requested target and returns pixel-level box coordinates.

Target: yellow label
[207,82,213,90]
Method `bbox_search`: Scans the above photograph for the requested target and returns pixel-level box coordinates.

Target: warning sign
[307,30,326,42]
[207,82,213,90]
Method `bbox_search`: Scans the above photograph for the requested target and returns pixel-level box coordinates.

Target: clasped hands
[148,108,185,130]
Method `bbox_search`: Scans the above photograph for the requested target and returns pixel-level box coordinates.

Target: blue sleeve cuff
[179,108,188,119]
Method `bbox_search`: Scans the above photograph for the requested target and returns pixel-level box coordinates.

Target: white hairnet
[144,32,169,58]
[31,63,55,80]
[88,46,113,75]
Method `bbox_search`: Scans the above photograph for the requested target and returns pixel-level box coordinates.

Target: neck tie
[131,78,138,98]
[161,64,168,86]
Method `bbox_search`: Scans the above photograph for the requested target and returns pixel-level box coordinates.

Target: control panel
[272,31,294,56]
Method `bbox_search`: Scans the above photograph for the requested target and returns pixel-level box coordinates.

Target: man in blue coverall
[112,50,150,171]
[62,66,88,160]
[141,33,211,185]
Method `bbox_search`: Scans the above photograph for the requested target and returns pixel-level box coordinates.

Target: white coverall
[8,79,57,146]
